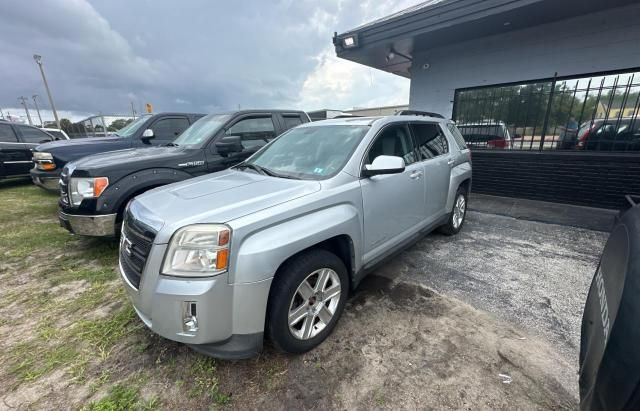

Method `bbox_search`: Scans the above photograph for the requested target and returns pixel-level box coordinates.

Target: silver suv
[119,113,472,358]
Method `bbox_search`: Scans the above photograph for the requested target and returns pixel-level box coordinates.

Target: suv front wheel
[267,249,349,353]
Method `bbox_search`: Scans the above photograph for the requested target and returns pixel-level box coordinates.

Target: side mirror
[362,155,405,177]
[215,135,243,156]
[141,128,155,143]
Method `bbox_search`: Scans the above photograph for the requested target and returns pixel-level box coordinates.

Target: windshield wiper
[165,142,179,147]
[234,162,269,175]
[234,163,300,179]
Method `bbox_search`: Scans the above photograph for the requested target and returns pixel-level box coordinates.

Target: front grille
[120,218,156,289]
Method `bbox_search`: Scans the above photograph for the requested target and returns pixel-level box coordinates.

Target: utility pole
[18,96,33,125]
[33,54,61,129]
[32,95,43,127]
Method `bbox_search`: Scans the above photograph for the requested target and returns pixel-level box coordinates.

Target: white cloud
[298,47,409,110]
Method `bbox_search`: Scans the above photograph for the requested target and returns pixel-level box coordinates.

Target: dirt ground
[0,182,577,410]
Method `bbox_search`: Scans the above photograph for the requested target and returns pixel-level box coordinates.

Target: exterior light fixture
[341,34,358,49]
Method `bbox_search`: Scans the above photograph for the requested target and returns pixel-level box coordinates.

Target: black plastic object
[395,110,445,119]
[579,196,640,410]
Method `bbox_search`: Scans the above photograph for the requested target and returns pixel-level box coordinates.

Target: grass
[81,381,161,411]
[188,357,231,405]
[0,183,235,409]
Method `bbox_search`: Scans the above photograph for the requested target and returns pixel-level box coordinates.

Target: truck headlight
[162,224,230,277]
[69,177,109,206]
[33,152,56,170]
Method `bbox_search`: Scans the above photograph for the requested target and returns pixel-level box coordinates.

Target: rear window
[458,124,507,138]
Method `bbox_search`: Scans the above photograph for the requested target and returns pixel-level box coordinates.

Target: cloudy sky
[0,0,420,123]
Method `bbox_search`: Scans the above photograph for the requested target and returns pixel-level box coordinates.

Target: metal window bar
[453,69,640,152]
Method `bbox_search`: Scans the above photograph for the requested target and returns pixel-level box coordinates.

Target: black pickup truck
[58,109,309,236]
[30,112,204,191]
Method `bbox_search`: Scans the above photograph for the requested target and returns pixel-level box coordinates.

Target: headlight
[162,224,230,277]
[69,177,109,206]
[33,152,56,170]
[33,152,53,161]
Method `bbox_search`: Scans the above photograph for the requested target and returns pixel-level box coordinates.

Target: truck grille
[120,216,156,289]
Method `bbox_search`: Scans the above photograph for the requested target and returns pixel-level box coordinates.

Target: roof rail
[396,110,445,119]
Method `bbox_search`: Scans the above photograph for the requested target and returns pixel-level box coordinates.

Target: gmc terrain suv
[31,112,204,191]
[118,112,472,359]
[59,110,309,237]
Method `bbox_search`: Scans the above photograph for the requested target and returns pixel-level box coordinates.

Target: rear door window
[0,124,18,142]
[410,123,449,160]
[282,115,304,131]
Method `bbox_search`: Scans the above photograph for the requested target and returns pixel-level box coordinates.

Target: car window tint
[226,116,276,149]
[16,125,54,144]
[150,117,191,143]
[0,124,18,142]
[411,123,449,159]
[282,115,303,131]
[447,123,468,150]
[367,124,417,165]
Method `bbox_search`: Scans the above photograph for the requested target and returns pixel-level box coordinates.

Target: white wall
[409,3,640,118]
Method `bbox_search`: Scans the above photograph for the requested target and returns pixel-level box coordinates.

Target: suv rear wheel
[439,186,467,236]
[267,249,349,353]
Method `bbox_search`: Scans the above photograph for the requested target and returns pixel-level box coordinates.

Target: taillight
[577,123,596,148]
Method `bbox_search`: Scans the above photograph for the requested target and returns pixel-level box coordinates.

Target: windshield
[172,114,231,147]
[244,125,369,180]
[458,125,507,138]
[114,115,151,137]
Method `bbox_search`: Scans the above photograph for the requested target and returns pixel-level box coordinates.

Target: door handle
[409,170,423,179]
[447,158,455,166]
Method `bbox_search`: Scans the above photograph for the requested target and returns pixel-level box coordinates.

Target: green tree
[59,118,72,131]
[108,118,133,132]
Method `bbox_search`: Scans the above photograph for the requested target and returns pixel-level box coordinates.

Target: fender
[230,204,362,285]
[97,167,195,216]
[445,161,472,212]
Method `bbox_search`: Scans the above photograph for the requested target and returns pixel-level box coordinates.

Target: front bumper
[118,245,272,359]
[30,168,62,192]
[59,211,117,237]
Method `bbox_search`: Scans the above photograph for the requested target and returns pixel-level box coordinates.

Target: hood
[72,146,189,170]
[36,136,122,152]
[131,169,321,243]
[35,136,131,164]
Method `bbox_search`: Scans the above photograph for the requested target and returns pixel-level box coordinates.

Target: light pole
[32,95,43,127]
[33,54,61,129]
[18,96,33,125]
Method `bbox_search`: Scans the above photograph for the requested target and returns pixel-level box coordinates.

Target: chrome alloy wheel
[452,194,466,229]
[288,268,342,340]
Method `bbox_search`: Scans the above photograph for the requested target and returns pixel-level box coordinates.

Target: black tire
[439,186,468,236]
[267,249,349,354]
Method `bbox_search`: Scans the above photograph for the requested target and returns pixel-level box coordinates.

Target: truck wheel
[267,249,349,354]
[439,186,467,236]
